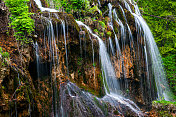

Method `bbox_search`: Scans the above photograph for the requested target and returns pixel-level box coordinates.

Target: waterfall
[123,0,172,101]
[76,21,119,93]
[76,21,143,116]
[34,42,40,79]
[31,0,173,116]
[61,20,69,76]
[34,0,58,12]
[108,4,122,57]
[109,3,130,91]
[109,37,115,56]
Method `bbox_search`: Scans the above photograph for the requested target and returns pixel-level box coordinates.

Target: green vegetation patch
[153,100,176,106]
[5,0,34,43]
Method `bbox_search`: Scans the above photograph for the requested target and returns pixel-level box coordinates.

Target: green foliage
[162,55,176,93]
[152,100,176,116]
[153,100,176,105]
[107,31,112,37]
[93,97,108,116]
[137,0,176,94]
[52,0,62,10]
[98,21,106,31]
[0,47,9,66]
[5,0,34,43]
[77,57,83,66]
[1,52,9,58]
[93,29,99,33]
[100,32,104,37]
[0,47,9,59]
[60,0,89,13]
[89,5,102,16]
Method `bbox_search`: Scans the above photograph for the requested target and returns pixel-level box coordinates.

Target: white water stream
[123,0,172,101]
[76,21,143,116]
[33,0,173,116]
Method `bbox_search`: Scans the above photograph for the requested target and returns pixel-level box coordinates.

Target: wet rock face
[59,82,105,117]
[59,82,142,117]
[0,0,164,116]
[151,102,176,117]
[0,4,38,116]
[0,3,8,34]
[32,11,105,97]
[30,0,156,111]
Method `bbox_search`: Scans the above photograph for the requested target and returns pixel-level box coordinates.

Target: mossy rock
[106,31,112,37]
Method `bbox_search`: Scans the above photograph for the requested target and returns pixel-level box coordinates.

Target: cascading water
[76,21,143,116]
[123,0,172,101]
[61,20,69,76]
[34,0,58,12]
[34,42,40,79]
[109,3,130,91]
[76,21,119,93]
[32,0,173,116]
[109,37,115,56]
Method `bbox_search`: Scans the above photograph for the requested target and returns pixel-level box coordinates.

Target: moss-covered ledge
[151,100,176,117]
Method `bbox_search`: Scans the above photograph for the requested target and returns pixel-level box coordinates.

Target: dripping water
[76,21,143,116]
[61,20,69,76]
[124,0,172,100]
[109,37,115,56]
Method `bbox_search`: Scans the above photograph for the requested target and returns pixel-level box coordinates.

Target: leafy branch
[5,0,34,43]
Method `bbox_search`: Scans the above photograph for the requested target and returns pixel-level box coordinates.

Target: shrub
[2,52,9,58]
[61,0,89,13]
[5,0,34,43]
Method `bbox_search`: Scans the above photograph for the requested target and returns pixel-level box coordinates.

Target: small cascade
[61,20,69,76]
[34,0,58,12]
[91,39,96,86]
[97,0,101,7]
[79,29,83,57]
[76,21,120,94]
[46,19,60,117]
[59,82,105,117]
[123,0,172,101]
[34,42,40,79]
[30,0,174,116]
[108,4,122,57]
[109,37,115,56]
[60,81,143,116]
[76,21,143,116]
[109,3,130,91]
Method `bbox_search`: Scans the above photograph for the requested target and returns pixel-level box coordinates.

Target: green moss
[158,111,172,117]
[98,73,105,97]
[107,31,112,37]
[152,100,176,106]
[94,29,99,33]
[113,110,119,115]
[93,97,108,116]
[100,32,104,37]
[98,21,106,29]
[101,71,110,94]
[80,85,97,96]
[89,5,102,16]
[77,57,83,66]
[152,100,176,116]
